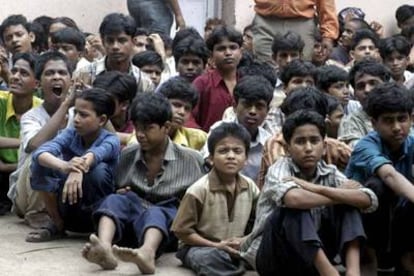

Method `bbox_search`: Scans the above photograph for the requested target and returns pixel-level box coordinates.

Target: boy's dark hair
[205,26,243,51]
[316,65,348,92]
[350,29,379,50]
[349,57,391,89]
[271,31,305,55]
[50,17,79,31]
[204,18,226,31]
[280,86,328,118]
[238,51,254,68]
[243,24,253,34]
[395,5,414,26]
[51,27,86,51]
[326,94,342,115]
[34,50,72,80]
[158,76,198,108]
[238,60,277,87]
[30,22,48,53]
[172,27,203,50]
[348,18,371,31]
[76,88,116,117]
[132,50,164,71]
[207,122,251,156]
[173,36,209,66]
[12,52,38,71]
[283,110,326,143]
[129,93,172,126]
[1,14,31,38]
[279,59,317,85]
[134,27,149,37]
[99,13,136,38]
[33,16,53,36]
[378,35,411,59]
[93,71,137,103]
[364,82,413,120]
[234,75,273,106]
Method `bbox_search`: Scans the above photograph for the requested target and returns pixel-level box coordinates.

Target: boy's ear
[120,101,129,112]
[163,120,171,133]
[99,114,108,127]
[349,50,355,60]
[29,32,36,43]
[371,118,378,131]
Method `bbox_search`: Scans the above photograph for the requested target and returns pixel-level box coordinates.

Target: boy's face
[312,41,328,65]
[235,99,268,136]
[383,51,409,80]
[169,98,192,130]
[133,35,148,54]
[272,50,301,70]
[176,54,205,82]
[134,122,170,152]
[3,24,34,55]
[328,81,350,105]
[287,124,325,175]
[40,59,71,107]
[285,75,315,94]
[73,98,106,138]
[353,73,383,105]
[9,58,37,96]
[399,17,414,31]
[209,136,247,176]
[350,39,378,62]
[52,43,81,64]
[242,29,253,52]
[141,65,162,87]
[327,105,344,138]
[212,38,241,71]
[102,32,134,64]
[340,21,359,47]
[372,112,411,152]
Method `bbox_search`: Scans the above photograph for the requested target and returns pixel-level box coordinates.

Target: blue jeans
[31,162,115,232]
[93,191,178,255]
[127,0,173,35]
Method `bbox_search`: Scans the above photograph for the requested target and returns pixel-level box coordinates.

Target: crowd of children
[0,2,414,276]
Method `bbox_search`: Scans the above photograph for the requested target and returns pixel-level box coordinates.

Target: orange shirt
[254,0,339,40]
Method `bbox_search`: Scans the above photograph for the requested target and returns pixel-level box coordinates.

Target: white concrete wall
[233,0,414,36]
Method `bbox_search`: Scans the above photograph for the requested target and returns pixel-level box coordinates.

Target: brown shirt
[171,169,260,243]
[254,0,339,40]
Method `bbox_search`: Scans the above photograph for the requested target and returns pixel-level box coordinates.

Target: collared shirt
[171,169,260,243]
[32,127,120,173]
[73,56,154,93]
[0,91,42,163]
[258,133,352,189]
[201,119,272,183]
[346,131,414,185]
[192,69,237,132]
[241,156,378,269]
[254,0,339,40]
[127,127,207,151]
[117,139,205,205]
[338,107,372,148]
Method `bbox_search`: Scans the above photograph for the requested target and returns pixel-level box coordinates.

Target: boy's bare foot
[81,234,117,270]
[113,245,155,274]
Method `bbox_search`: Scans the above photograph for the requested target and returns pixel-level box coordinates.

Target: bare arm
[0,137,20,149]
[168,0,185,29]
[377,164,414,203]
[283,188,334,209]
[26,99,71,153]
[38,152,70,172]
[0,160,17,173]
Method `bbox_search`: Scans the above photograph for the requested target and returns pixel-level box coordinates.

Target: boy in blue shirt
[27,88,120,242]
[346,82,414,274]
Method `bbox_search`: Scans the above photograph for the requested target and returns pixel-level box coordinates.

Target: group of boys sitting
[0,4,414,276]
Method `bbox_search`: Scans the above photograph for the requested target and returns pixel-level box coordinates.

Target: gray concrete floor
[0,214,258,276]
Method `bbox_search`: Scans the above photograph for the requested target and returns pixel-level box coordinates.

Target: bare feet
[113,245,155,274]
[81,234,117,270]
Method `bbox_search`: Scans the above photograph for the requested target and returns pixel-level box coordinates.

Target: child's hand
[215,240,240,257]
[62,171,83,205]
[116,186,131,194]
[70,156,90,173]
[283,176,318,192]
[222,237,246,250]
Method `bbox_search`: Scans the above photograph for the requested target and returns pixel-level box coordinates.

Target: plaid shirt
[338,108,372,148]
[241,156,378,269]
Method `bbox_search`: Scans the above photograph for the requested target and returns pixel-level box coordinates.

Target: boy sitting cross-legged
[172,122,260,275]
[241,110,378,275]
[27,88,120,242]
[81,93,205,274]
